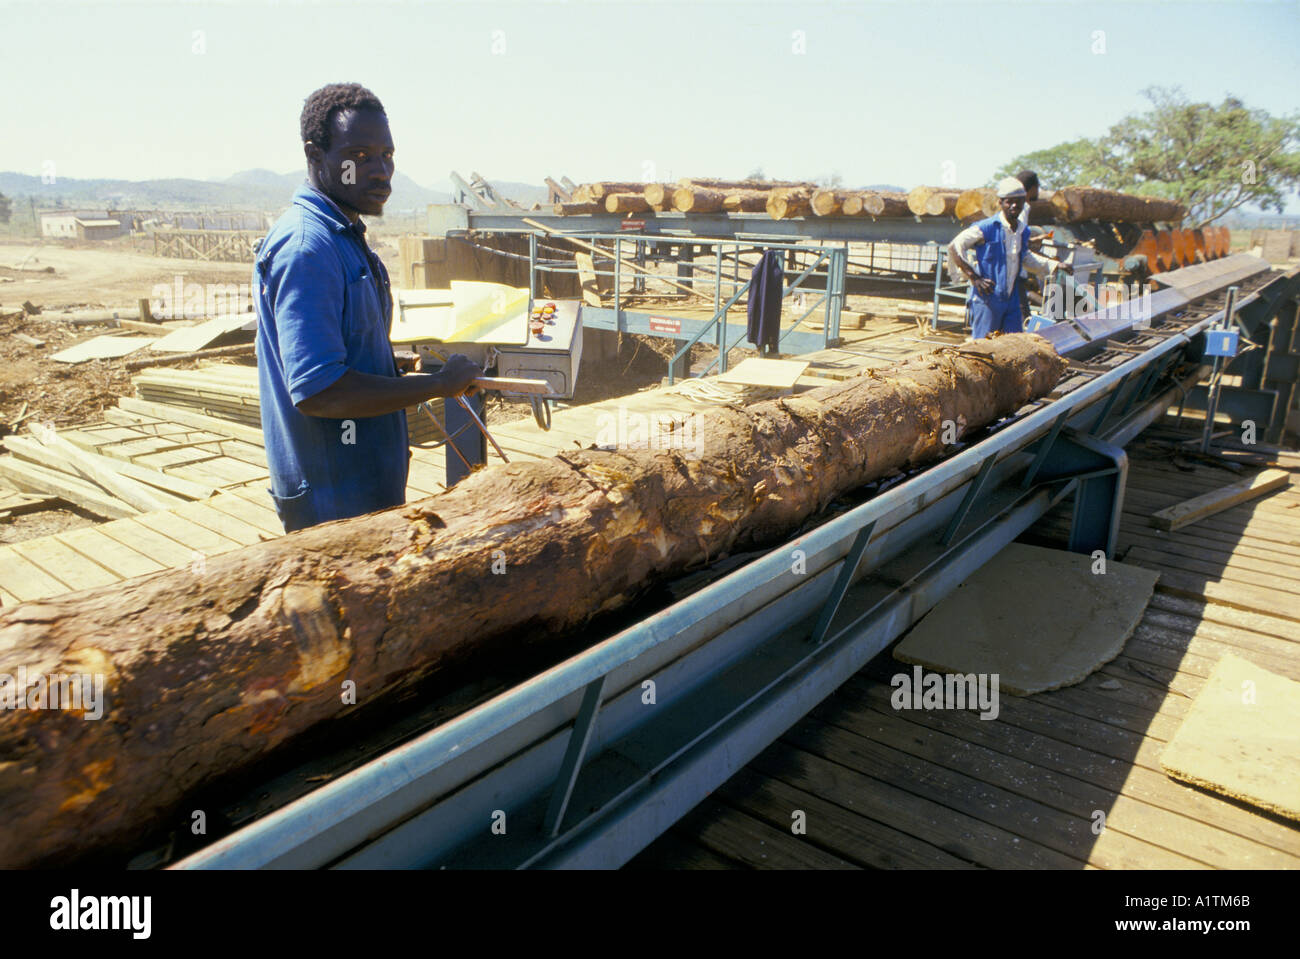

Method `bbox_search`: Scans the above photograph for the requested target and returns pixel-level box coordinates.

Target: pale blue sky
[3,0,1298,198]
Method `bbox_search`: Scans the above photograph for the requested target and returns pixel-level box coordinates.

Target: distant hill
[0,169,459,215]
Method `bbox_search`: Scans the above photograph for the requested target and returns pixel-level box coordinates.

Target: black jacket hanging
[746,249,784,351]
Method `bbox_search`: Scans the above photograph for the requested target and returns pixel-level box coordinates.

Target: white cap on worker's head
[996,176,1027,199]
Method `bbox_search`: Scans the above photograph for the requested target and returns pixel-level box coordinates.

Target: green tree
[0,192,11,225]
[999,87,1300,227]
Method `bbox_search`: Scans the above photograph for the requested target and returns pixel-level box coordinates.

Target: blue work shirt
[254,183,408,532]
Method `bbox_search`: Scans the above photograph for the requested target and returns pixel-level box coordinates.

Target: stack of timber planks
[0,412,268,520]
[131,363,440,444]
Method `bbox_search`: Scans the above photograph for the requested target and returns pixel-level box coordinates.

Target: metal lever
[456,395,510,463]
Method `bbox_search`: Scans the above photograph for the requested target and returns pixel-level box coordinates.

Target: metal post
[1201,285,1238,453]
[613,236,622,333]
[932,248,943,331]
[713,243,723,349]
[528,231,537,301]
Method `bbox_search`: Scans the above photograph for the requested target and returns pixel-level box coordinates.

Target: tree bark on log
[605,193,652,214]
[766,190,814,219]
[1049,187,1185,224]
[583,182,647,201]
[1026,196,1058,226]
[555,201,604,216]
[722,193,769,213]
[0,335,1067,868]
[673,188,726,213]
[678,177,810,191]
[906,186,960,217]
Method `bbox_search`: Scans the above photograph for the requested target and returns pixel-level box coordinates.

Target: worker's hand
[1054,260,1073,275]
[440,353,482,397]
[973,277,994,297]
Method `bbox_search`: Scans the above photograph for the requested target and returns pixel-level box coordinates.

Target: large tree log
[583,181,648,200]
[766,189,814,219]
[0,335,1066,868]
[1026,195,1058,226]
[678,177,810,191]
[811,190,855,217]
[955,188,999,222]
[1049,187,1185,224]
[906,186,960,217]
[554,201,604,216]
[642,184,678,210]
[673,188,727,213]
[842,191,911,217]
[605,193,652,214]
[722,193,769,213]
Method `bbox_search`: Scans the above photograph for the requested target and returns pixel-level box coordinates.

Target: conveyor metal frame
[177,258,1293,871]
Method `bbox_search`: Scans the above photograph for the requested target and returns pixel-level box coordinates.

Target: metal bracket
[543,675,607,837]
[941,455,998,546]
[809,521,876,645]
[1023,427,1127,557]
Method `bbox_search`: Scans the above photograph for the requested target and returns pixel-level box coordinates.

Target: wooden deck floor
[629,422,1300,870]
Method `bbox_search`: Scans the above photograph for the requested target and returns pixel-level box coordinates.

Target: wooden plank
[1152,469,1291,530]
[0,546,71,601]
[117,397,265,446]
[670,795,857,870]
[1125,544,1300,596]
[56,526,166,580]
[96,519,199,568]
[839,687,1295,868]
[12,537,120,591]
[131,510,244,555]
[169,501,269,546]
[32,431,218,501]
[202,493,283,538]
[788,705,1202,869]
[754,731,1081,869]
[1146,590,1300,644]
[714,766,976,869]
[49,334,156,364]
[26,429,184,512]
[0,491,59,517]
[715,358,810,390]
[147,314,252,353]
[0,456,138,519]
[846,668,1300,859]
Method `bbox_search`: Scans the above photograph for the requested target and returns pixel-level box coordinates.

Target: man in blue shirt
[255,83,481,532]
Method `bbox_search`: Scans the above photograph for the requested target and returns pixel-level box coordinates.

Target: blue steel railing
[508,229,848,380]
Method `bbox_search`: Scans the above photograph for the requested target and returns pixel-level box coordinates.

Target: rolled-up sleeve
[265,235,348,405]
[948,223,984,281]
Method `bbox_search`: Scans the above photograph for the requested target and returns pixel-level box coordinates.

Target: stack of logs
[557,180,1188,226]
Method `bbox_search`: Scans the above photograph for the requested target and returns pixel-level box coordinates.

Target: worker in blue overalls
[948,177,1071,339]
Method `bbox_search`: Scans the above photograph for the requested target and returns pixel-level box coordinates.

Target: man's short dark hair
[300,83,386,151]
[1016,169,1040,192]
